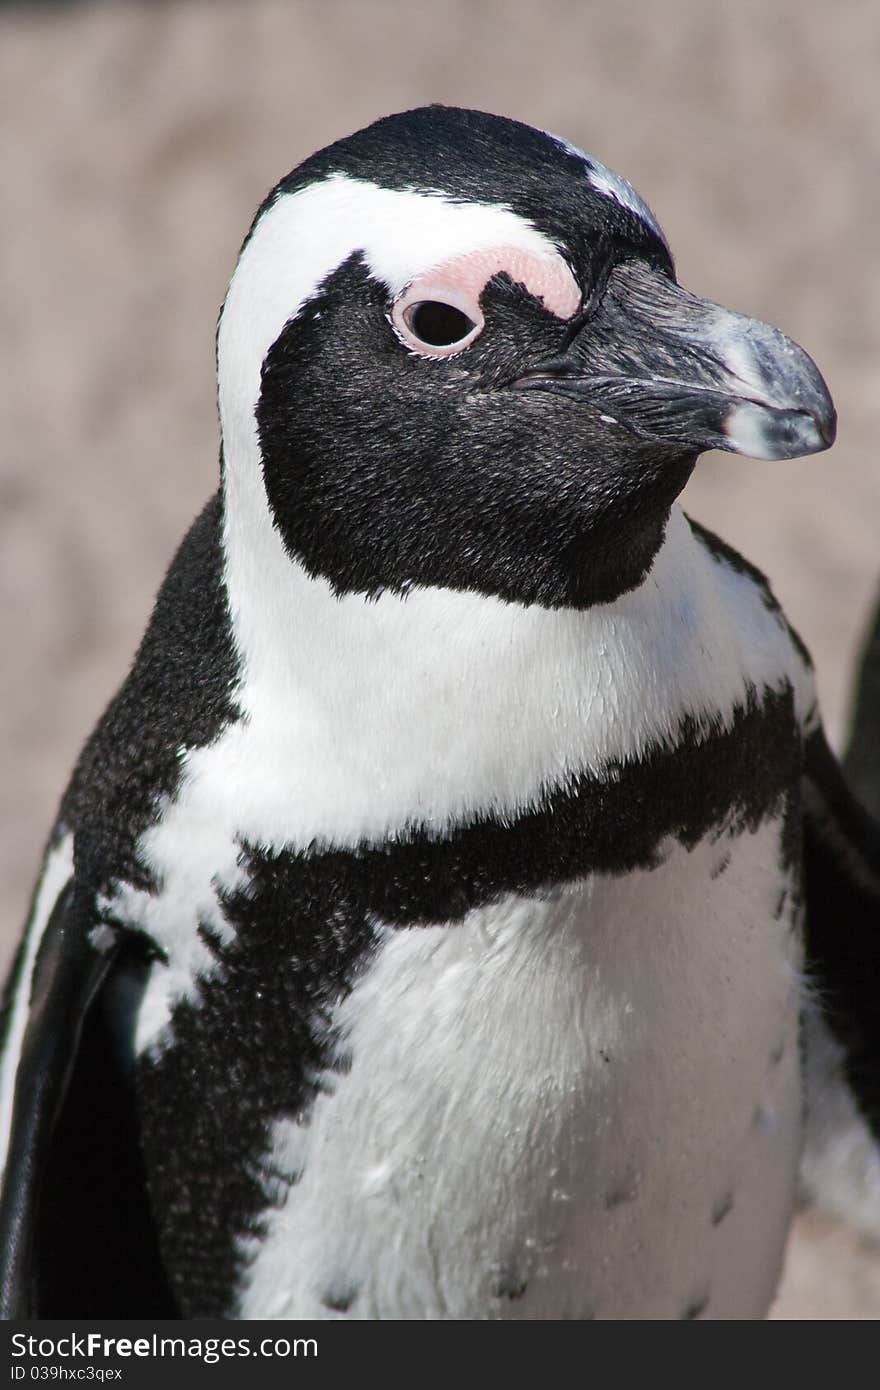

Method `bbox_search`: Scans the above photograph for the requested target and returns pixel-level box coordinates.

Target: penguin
[1,104,878,1321]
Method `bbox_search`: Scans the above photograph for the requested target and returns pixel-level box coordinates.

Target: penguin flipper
[800,728,880,1236]
[0,875,116,1316]
[0,862,176,1317]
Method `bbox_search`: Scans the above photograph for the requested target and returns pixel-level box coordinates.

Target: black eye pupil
[407,300,475,347]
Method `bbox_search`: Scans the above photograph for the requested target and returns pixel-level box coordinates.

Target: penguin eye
[405,301,476,347]
[391,283,484,359]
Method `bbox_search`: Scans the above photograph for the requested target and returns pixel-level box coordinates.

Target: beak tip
[818,405,838,450]
[723,398,837,461]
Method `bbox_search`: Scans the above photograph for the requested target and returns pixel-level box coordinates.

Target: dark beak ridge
[513,261,836,462]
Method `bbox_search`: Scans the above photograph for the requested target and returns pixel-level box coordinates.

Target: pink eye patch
[391,246,582,358]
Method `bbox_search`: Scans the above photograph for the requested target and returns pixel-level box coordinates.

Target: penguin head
[218,106,835,610]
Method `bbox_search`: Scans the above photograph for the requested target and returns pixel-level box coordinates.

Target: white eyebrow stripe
[586,162,667,246]
[545,132,668,250]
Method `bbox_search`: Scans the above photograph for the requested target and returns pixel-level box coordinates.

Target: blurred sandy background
[1,0,879,1318]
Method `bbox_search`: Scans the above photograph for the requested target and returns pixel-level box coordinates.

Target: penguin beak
[512,260,836,460]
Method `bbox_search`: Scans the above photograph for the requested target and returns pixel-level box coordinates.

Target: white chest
[237,812,803,1319]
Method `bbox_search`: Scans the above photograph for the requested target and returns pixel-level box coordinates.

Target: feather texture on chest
[235,815,803,1319]
[95,499,816,1318]
[127,666,806,1317]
